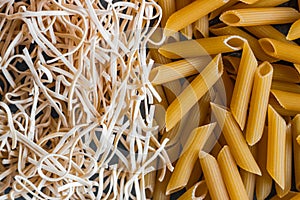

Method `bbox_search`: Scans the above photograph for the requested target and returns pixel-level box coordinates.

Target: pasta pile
[0,0,174,199]
[149,0,300,199]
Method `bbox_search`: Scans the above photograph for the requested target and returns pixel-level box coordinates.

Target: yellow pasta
[153,170,172,200]
[287,19,300,40]
[150,57,211,85]
[272,64,300,84]
[271,89,300,113]
[217,145,249,200]
[158,35,244,59]
[244,25,295,44]
[178,181,208,200]
[270,192,300,200]
[272,81,300,94]
[275,122,292,197]
[245,61,273,145]
[222,55,240,74]
[164,0,229,36]
[267,105,286,189]
[221,70,234,106]
[210,103,261,175]
[158,0,176,27]
[293,115,300,191]
[220,8,300,26]
[256,127,273,200]
[209,0,239,20]
[232,0,289,8]
[230,41,258,130]
[259,38,300,64]
[240,0,259,4]
[166,123,216,195]
[165,55,223,131]
[193,15,209,38]
[209,23,277,62]
[199,151,230,200]
[186,162,203,189]
[269,95,299,117]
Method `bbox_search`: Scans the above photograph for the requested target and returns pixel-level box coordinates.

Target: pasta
[256,127,273,200]
[165,54,223,131]
[272,64,300,83]
[270,192,300,200]
[210,103,261,175]
[220,8,300,26]
[271,81,300,94]
[166,123,216,195]
[177,181,208,200]
[267,105,286,190]
[164,0,229,36]
[186,162,203,189]
[231,0,290,8]
[222,55,241,74]
[217,145,249,200]
[193,15,209,38]
[259,38,300,64]
[271,90,300,112]
[150,56,211,85]
[209,0,239,20]
[293,115,300,191]
[275,122,292,197]
[269,95,299,117]
[199,151,230,200]
[158,0,176,27]
[209,23,277,62]
[230,41,258,130]
[158,35,244,59]
[287,19,300,40]
[245,61,273,146]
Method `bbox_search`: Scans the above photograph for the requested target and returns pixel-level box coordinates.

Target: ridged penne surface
[287,19,300,40]
[178,181,208,200]
[293,115,300,191]
[271,90,300,112]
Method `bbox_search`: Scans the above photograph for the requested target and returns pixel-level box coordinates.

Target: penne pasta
[217,145,249,200]
[158,0,176,27]
[271,81,300,94]
[244,25,295,45]
[271,89,300,113]
[220,8,300,26]
[232,0,290,8]
[293,114,300,191]
[287,19,300,40]
[193,15,209,38]
[209,0,239,20]
[210,103,261,175]
[259,38,300,64]
[256,127,273,200]
[186,161,203,190]
[166,123,216,195]
[163,79,182,104]
[272,64,300,84]
[270,192,300,200]
[165,55,223,131]
[209,23,277,62]
[158,35,244,59]
[153,169,172,200]
[199,151,230,200]
[175,0,193,10]
[178,181,208,200]
[230,41,258,130]
[164,0,229,36]
[267,105,286,190]
[240,146,257,200]
[221,70,234,106]
[269,95,299,117]
[246,61,273,145]
[145,170,156,199]
[222,55,241,74]
[150,57,211,85]
[275,122,292,197]
[239,0,259,4]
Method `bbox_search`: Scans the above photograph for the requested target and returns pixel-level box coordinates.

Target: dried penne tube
[217,145,249,200]
[271,81,300,94]
[244,25,295,44]
[269,95,299,117]
[293,114,300,191]
[209,23,277,62]
[287,19,300,40]
[158,35,244,59]
[165,55,223,131]
[231,0,289,9]
[210,103,261,175]
[270,192,300,200]
[145,170,156,199]
[220,8,300,26]
[240,0,259,4]
[256,127,273,200]
[209,0,239,20]
[272,64,300,83]
[245,62,273,145]
[222,55,241,74]
[259,38,300,64]
[275,122,292,197]
[164,0,229,36]
[267,105,286,189]
[221,70,234,106]
[153,170,172,200]
[193,15,209,38]
[240,146,257,200]
[271,89,300,112]
[166,123,216,195]
[186,161,203,189]
[178,181,208,200]
[158,0,176,27]
[199,151,230,200]
[150,57,211,85]
[230,41,258,130]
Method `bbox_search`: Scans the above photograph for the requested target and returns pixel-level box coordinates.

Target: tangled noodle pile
[0,0,172,199]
